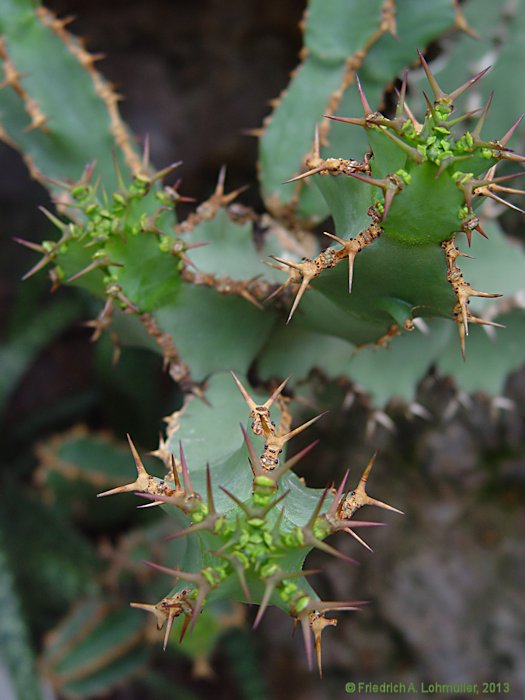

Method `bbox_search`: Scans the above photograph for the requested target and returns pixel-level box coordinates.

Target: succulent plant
[98,371,402,676]
[2,0,525,691]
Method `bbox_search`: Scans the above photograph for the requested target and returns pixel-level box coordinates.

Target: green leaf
[304,0,385,62]
[43,601,148,700]
[183,208,271,280]
[259,0,386,212]
[0,526,44,700]
[437,309,525,394]
[0,0,138,191]
[154,285,276,380]
[259,57,346,208]
[345,319,452,404]
[36,427,164,527]
[257,325,354,381]
[106,233,181,312]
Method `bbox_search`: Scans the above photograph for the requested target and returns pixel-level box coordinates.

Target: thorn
[142,134,151,172]
[253,577,278,629]
[264,278,291,303]
[346,171,389,190]
[21,255,52,281]
[231,372,289,416]
[343,527,373,552]
[179,442,194,495]
[397,91,423,133]
[240,423,263,477]
[312,123,320,159]
[66,259,103,283]
[395,71,408,120]
[185,240,211,251]
[284,165,327,184]
[143,561,203,585]
[39,173,72,191]
[170,454,181,490]
[231,371,258,412]
[171,182,195,205]
[265,376,290,410]
[259,412,326,472]
[381,129,425,163]
[339,453,404,517]
[299,614,314,670]
[310,600,368,613]
[262,489,291,516]
[112,149,127,192]
[85,161,98,185]
[272,440,320,480]
[382,187,396,220]
[325,114,367,128]
[306,535,359,566]
[219,486,251,515]
[476,171,525,187]
[498,114,524,147]
[130,601,164,629]
[286,276,311,324]
[212,550,252,602]
[13,237,45,253]
[269,255,303,272]
[454,3,480,38]
[448,66,491,103]
[472,91,494,139]
[496,150,525,164]
[136,500,165,509]
[189,585,209,632]
[205,463,215,514]
[241,127,265,138]
[126,433,148,475]
[179,614,191,643]
[164,520,213,541]
[291,617,298,637]
[305,486,330,530]
[38,206,67,231]
[283,411,328,443]
[488,182,525,196]
[335,519,385,530]
[97,434,152,497]
[322,231,357,292]
[469,224,490,245]
[231,372,288,438]
[327,470,350,518]
[269,256,319,322]
[152,161,183,183]
[355,74,373,116]
[215,165,227,197]
[446,108,483,128]
[470,315,505,330]
[417,49,445,102]
[310,613,337,678]
[422,91,439,123]
[483,191,525,213]
[458,322,466,360]
[163,613,175,651]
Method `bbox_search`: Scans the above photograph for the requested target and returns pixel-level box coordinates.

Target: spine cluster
[98,373,402,675]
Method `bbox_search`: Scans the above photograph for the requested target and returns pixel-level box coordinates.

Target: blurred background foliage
[0,0,524,699]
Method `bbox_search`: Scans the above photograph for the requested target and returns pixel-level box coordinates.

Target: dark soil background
[1,2,524,700]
